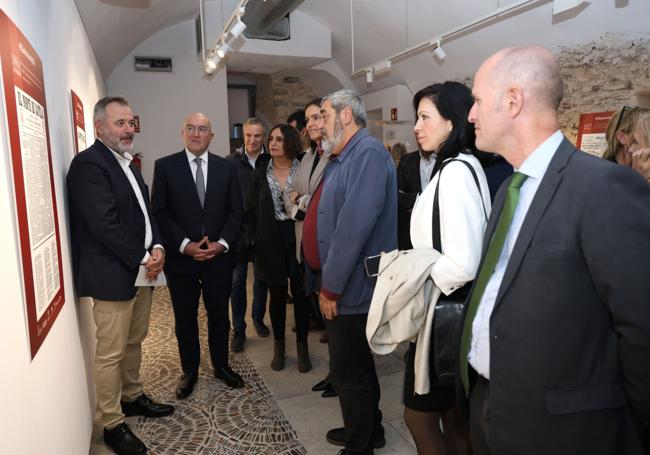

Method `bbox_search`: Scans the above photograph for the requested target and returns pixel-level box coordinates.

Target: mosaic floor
[129,287,307,455]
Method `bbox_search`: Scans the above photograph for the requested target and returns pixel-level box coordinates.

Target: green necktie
[459,171,528,396]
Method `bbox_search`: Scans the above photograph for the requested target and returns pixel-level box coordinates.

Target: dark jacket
[151,150,241,275]
[67,139,162,301]
[244,153,296,286]
[457,139,650,454]
[225,146,266,261]
[396,151,422,250]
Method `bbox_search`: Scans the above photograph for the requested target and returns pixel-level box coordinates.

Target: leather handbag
[430,158,487,386]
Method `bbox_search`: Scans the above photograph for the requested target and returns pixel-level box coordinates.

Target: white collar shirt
[468,130,564,379]
[419,152,436,191]
[185,148,208,191]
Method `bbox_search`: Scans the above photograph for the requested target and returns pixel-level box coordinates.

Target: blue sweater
[317,129,397,315]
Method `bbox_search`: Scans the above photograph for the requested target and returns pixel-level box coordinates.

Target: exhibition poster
[0,9,65,359]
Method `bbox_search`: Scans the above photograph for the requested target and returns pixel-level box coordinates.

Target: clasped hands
[183,236,225,261]
[144,247,165,281]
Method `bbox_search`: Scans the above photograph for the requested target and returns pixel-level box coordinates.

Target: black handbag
[430,158,487,386]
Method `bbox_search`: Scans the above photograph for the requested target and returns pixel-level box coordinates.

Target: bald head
[469,46,563,166]
[182,112,214,156]
[484,46,564,111]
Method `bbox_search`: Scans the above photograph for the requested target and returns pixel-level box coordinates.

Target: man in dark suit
[458,46,650,455]
[67,96,174,455]
[152,112,244,399]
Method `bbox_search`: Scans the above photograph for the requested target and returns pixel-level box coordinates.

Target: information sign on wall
[0,9,65,359]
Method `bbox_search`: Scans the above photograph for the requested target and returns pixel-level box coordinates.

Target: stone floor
[89,275,417,455]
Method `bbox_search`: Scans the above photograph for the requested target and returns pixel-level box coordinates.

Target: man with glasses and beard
[67,96,174,455]
[302,90,397,455]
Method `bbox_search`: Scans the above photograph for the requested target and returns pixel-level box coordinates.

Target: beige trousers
[92,287,153,430]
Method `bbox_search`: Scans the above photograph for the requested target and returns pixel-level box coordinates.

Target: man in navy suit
[67,96,174,455]
[151,112,243,399]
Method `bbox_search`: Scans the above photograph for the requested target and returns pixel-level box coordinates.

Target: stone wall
[255,74,318,127]
[557,34,650,143]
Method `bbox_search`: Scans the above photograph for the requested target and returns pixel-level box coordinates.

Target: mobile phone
[364,254,381,277]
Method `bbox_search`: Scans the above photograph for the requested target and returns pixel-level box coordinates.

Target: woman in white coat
[404,82,491,455]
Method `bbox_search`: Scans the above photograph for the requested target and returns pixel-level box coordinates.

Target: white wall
[0,0,105,454]
[362,84,416,149]
[107,18,230,186]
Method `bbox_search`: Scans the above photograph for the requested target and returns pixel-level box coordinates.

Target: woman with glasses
[603,105,647,166]
[628,111,650,181]
[245,124,311,372]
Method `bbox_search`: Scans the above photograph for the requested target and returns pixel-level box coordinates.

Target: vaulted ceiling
[76,0,650,94]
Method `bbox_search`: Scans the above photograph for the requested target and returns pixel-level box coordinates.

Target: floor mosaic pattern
[130,287,307,455]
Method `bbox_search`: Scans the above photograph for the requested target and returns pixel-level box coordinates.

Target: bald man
[457,46,650,455]
[152,113,244,399]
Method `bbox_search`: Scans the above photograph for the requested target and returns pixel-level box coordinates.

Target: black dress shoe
[176,373,198,399]
[326,424,385,448]
[104,422,147,455]
[321,383,338,398]
[121,394,174,418]
[214,366,244,388]
[312,374,331,392]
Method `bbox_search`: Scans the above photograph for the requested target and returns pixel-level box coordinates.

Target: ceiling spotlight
[230,17,247,39]
[365,69,374,84]
[204,54,219,74]
[217,42,232,59]
[374,60,391,76]
[433,40,446,60]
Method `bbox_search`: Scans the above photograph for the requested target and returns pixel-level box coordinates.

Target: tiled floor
[89,274,417,455]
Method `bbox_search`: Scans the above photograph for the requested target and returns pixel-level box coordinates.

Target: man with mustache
[67,96,174,455]
[302,90,397,454]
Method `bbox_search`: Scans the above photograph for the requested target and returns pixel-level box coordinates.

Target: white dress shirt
[468,130,564,379]
[100,139,162,264]
[179,149,229,253]
[419,152,436,191]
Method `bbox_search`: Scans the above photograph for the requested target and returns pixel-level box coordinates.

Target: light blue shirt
[468,130,564,379]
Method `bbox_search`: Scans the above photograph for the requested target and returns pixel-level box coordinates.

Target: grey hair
[322,89,367,128]
[243,117,266,131]
[93,96,129,122]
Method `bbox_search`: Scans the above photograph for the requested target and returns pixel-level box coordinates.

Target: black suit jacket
[67,139,162,301]
[458,138,650,454]
[396,151,422,250]
[151,150,242,275]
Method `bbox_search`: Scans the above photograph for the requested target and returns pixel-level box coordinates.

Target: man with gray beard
[68,97,174,455]
[302,90,397,454]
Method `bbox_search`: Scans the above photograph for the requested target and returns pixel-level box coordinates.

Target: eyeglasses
[613,105,641,133]
[185,125,211,135]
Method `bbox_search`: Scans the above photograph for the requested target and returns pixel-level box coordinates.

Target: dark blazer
[396,151,421,250]
[244,153,293,286]
[67,139,162,301]
[458,138,650,454]
[151,150,242,275]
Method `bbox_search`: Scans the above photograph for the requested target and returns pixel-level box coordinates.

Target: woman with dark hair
[404,82,491,454]
[245,124,311,372]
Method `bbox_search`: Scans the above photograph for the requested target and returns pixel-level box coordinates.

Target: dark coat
[244,153,294,286]
[151,150,242,275]
[66,139,162,301]
[457,138,650,454]
[225,147,265,261]
[396,151,422,250]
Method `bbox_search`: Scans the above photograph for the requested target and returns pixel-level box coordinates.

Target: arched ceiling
[76,0,650,95]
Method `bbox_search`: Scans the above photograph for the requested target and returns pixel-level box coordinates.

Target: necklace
[273,162,291,170]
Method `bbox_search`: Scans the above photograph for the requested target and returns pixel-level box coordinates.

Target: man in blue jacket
[303,89,397,455]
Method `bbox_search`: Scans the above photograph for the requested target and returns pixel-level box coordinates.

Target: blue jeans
[230,259,268,334]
